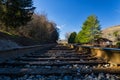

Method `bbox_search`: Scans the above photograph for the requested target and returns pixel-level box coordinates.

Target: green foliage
[75,30,90,43]
[0,1,58,44]
[0,14,59,43]
[0,0,35,29]
[113,31,120,41]
[0,29,13,35]
[76,15,101,44]
[116,41,120,48]
[68,32,77,43]
[113,31,119,37]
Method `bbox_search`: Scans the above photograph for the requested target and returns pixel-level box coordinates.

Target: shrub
[116,41,120,48]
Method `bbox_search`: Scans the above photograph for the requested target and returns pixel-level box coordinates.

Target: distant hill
[102,25,120,44]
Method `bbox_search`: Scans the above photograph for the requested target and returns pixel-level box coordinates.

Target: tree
[65,32,71,40]
[76,15,101,44]
[17,14,59,43]
[46,21,59,42]
[0,0,35,29]
[113,31,120,42]
[68,32,77,43]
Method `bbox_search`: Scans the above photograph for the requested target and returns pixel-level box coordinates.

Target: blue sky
[33,0,120,39]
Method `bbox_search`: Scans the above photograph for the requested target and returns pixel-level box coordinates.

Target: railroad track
[0,45,120,80]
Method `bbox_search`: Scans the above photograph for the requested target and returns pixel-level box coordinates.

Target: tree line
[0,0,59,43]
[17,14,59,43]
[68,15,120,46]
[68,15,101,44]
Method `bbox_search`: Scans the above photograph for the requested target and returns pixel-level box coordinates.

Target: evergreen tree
[68,32,77,43]
[76,15,101,44]
[0,0,35,29]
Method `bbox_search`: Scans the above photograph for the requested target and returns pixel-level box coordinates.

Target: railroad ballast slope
[0,31,40,50]
[0,32,21,50]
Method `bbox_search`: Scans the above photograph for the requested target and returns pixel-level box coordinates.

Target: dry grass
[102,25,120,42]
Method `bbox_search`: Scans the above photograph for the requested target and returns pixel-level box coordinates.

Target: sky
[33,0,120,39]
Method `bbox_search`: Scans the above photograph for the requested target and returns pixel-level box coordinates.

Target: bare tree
[17,14,59,43]
[65,32,71,40]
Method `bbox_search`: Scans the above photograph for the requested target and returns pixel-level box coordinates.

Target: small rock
[25,65,30,68]
[45,66,51,68]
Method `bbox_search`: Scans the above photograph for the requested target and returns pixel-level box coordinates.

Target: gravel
[0,40,20,51]
[0,73,119,80]
[0,64,120,80]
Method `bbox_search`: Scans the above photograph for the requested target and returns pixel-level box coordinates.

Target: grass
[0,30,13,35]
[0,30,19,38]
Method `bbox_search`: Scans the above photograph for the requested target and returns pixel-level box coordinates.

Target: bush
[116,41,120,48]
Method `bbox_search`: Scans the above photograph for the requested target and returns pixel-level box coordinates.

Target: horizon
[33,0,120,39]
